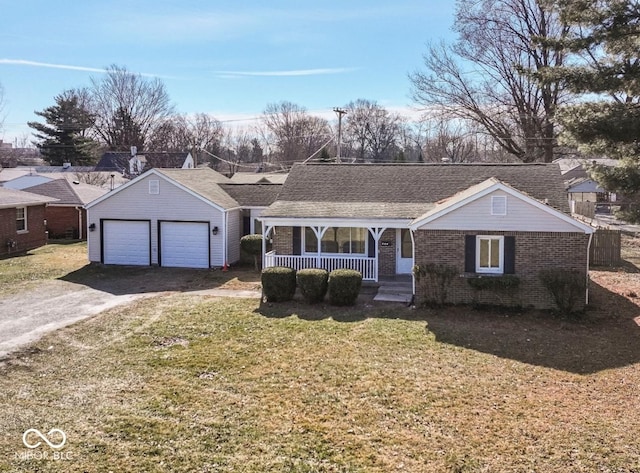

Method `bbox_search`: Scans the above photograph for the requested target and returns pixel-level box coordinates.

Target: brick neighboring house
[23,179,107,239]
[0,187,57,257]
[259,163,595,310]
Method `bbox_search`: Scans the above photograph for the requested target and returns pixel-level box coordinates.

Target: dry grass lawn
[0,239,639,471]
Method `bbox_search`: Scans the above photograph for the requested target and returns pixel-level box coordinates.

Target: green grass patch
[1,295,639,472]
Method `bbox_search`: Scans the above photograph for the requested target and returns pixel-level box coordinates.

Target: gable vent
[149,180,160,195]
[491,195,507,215]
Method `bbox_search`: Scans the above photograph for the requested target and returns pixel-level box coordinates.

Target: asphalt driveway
[0,268,261,359]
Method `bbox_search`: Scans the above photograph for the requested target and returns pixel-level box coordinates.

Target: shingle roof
[263,163,570,219]
[24,179,107,206]
[229,172,289,184]
[154,168,239,210]
[0,187,58,209]
[219,184,282,207]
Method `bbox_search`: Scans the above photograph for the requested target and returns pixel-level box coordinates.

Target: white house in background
[85,167,280,268]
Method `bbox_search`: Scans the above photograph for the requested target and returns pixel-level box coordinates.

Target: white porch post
[368,227,386,282]
[311,226,327,269]
[262,224,273,269]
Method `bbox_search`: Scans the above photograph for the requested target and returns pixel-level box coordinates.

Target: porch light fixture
[89,223,96,232]
[212,226,219,235]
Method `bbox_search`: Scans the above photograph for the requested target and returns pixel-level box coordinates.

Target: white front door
[396,228,413,274]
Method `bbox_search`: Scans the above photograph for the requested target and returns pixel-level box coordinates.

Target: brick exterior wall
[378,228,397,277]
[45,207,86,239]
[272,226,293,254]
[413,230,590,310]
[0,205,48,257]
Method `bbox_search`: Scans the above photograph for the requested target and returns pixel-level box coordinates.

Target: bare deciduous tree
[89,65,174,151]
[262,101,331,165]
[343,99,404,162]
[410,0,569,163]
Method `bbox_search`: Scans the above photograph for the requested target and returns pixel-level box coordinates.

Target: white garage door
[160,221,210,268]
[103,220,150,265]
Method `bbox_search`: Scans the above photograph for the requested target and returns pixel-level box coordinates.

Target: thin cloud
[0,59,173,79]
[214,68,358,78]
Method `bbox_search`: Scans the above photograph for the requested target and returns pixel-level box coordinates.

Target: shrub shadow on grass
[425,281,640,374]
[59,264,260,296]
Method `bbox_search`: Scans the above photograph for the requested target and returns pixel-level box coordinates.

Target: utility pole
[333,107,347,163]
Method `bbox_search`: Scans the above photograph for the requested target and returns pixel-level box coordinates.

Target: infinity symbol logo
[22,428,67,449]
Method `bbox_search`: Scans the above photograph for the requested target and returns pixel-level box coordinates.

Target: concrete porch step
[376,285,413,295]
[373,292,413,303]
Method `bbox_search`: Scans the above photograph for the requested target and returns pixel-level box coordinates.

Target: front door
[396,228,413,274]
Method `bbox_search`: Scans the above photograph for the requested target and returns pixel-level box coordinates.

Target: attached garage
[159,221,210,268]
[102,220,150,265]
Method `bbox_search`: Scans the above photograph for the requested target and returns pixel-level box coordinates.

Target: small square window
[491,195,507,215]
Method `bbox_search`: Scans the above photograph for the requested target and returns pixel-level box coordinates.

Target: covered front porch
[260,219,414,282]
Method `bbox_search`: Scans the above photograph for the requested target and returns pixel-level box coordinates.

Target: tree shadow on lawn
[256,283,640,375]
[424,281,640,375]
[59,263,261,296]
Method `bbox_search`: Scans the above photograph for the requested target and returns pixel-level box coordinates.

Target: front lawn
[1,292,639,472]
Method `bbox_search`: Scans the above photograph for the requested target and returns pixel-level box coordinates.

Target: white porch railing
[264,251,378,281]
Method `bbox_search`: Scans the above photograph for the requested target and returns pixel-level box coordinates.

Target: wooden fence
[590,229,621,267]
[573,201,595,219]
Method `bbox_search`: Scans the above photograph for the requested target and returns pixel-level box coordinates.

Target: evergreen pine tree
[541,0,640,221]
[28,91,100,166]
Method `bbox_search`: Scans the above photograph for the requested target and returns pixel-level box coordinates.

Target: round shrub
[297,268,329,304]
[241,234,263,270]
[261,266,296,302]
[328,269,363,306]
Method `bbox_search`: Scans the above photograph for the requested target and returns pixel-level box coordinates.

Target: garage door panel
[103,220,150,265]
[160,222,209,268]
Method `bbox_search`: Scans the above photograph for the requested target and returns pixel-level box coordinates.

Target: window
[304,227,366,254]
[476,236,503,273]
[491,195,507,215]
[465,235,515,274]
[16,207,27,232]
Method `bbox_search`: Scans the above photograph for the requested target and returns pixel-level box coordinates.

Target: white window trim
[476,235,504,274]
[302,227,368,256]
[16,206,28,233]
[491,195,507,216]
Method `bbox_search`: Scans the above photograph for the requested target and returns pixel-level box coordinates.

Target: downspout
[76,207,83,240]
[223,210,229,268]
[410,228,416,302]
[586,231,594,305]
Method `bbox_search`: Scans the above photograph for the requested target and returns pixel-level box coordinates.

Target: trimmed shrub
[261,266,296,302]
[241,234,263,271]
[413,263,458,306]
[328,269,362,306]
[538,269,586,316]
[297,268,329,304]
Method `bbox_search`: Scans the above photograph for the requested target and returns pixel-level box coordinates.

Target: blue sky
[0,1,456,144]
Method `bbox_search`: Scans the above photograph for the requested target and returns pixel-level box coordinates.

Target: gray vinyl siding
[226,209,241,264]
[417,191,579,232]
[87,173,225,266]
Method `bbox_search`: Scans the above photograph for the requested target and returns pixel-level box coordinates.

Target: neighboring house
[0,187,57,257]
[23,179,107,239]
[2,173,54,190]
[95,151,195,176]
[259,163,595,310]
[85,168,277,269]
